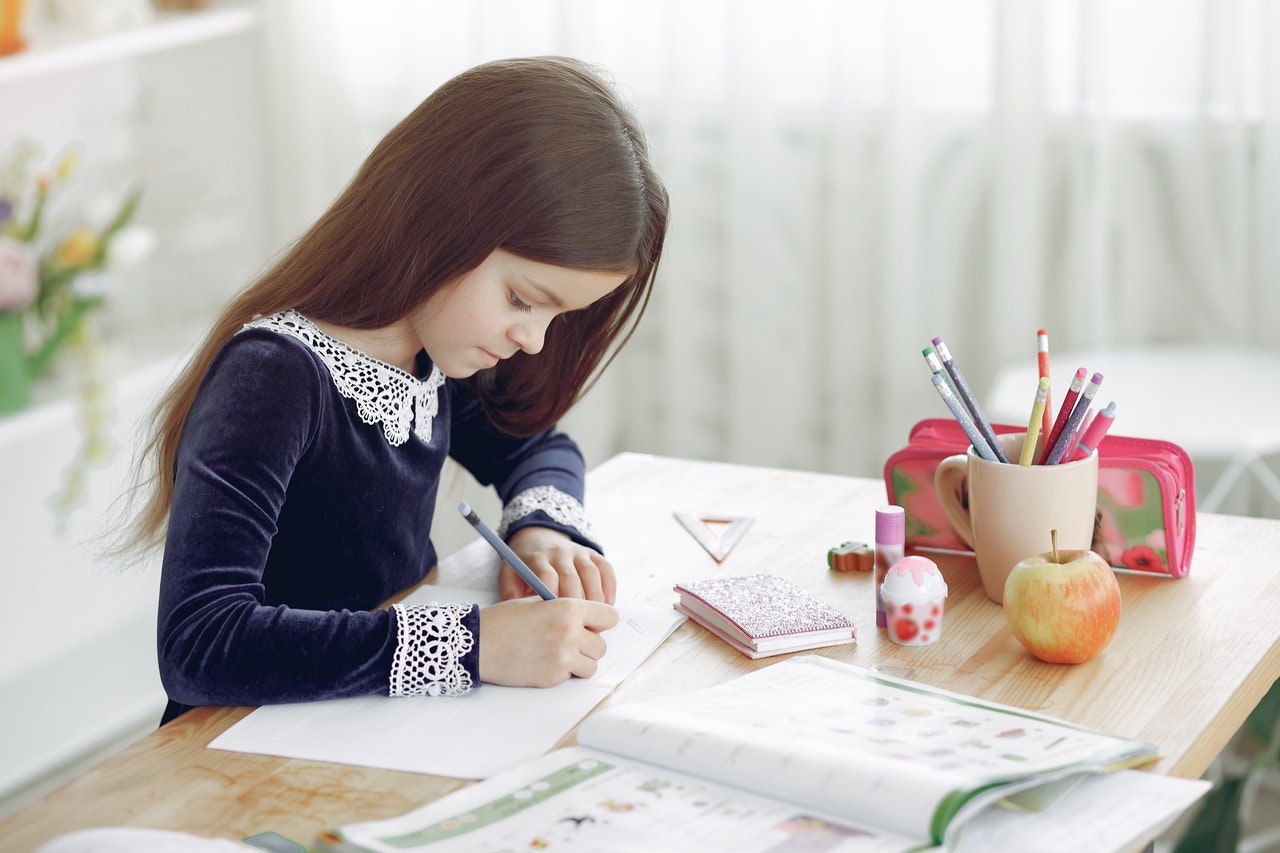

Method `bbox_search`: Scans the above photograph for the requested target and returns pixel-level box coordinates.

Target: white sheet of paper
[207,585,684,779]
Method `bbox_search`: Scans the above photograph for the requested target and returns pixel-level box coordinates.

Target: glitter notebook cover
[673,574,856,659]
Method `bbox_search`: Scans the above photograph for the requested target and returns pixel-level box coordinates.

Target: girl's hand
[502,526,616,604]
[477,597,618,687]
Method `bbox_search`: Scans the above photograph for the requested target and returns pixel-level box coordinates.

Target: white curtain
[260,0,1280,492]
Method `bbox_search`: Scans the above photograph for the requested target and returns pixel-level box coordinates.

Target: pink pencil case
[883,418,1197,577]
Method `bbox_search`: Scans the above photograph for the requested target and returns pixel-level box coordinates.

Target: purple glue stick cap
[876,505,905,542]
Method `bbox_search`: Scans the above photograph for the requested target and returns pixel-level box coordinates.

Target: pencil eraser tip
[1074,367,1088,378]
[458,501,471,515]
[1038,376,1050,389]
[1091,372,1103,382]
[931,336,943,346]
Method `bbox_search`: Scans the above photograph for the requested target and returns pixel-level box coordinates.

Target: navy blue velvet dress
[157,311,599,724]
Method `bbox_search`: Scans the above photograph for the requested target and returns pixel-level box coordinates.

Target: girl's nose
[508,319,547,355]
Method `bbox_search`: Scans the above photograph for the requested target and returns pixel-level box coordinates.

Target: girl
[122,56,669,724]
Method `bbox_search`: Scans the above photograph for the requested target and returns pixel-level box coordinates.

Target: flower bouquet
[0,139,151,415]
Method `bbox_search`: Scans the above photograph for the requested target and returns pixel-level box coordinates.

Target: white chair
[986,345,1280,514]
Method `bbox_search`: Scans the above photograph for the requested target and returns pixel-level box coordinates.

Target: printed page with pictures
[322,659,1208,853]
[573,656,1161,843]
[321,746,923,853]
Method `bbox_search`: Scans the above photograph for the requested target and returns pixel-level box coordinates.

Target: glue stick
[875,505,906,628]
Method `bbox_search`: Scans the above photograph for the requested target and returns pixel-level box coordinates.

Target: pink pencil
[1069,401,1116,461]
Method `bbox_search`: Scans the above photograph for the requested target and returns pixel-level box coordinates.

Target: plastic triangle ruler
[673,512,754,563]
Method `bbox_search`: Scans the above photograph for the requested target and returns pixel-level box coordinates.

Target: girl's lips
[478,347,501,367]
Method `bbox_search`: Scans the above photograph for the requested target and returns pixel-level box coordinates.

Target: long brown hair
[122,56,668,555]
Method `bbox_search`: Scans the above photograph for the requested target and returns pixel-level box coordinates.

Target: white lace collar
[242,310,446,447]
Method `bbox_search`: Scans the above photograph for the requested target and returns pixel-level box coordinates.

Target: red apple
[1003,530,1122,664]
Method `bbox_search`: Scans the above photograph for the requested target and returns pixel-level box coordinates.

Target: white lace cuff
[498,485,598,544]
[389,602,476,697]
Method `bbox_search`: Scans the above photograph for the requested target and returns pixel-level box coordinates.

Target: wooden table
[4,452,1280,851]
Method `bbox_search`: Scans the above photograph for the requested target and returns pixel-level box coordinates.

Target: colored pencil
[1020,376,1051,465]
[932,336,1009,463]
[1045,372,1103,464]
[1039,367,1087,464]
[1037,329,1053,444]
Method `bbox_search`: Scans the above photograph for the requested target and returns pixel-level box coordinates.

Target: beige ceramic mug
[934,432,1098,604]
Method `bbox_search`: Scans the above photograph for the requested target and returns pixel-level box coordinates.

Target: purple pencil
[1045,372,1103,464]
[932,336,1009,463]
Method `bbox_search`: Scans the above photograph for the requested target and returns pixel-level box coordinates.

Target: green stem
[99,188,142,247]
[28,297,100,379]
[20,189,47,243]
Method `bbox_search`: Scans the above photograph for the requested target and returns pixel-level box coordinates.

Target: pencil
[931,373,1000,462]
[932,337,1009,463]
[458,501,556,600]
[922,347,953,393]
[1020,376,1051,465]
[1069,401,1116,461]
[1045,372,1103,464]
[924,347,998,460]
[1037,329,1053,443]
[1062,408,1097,460]
[1039,367,1087,464]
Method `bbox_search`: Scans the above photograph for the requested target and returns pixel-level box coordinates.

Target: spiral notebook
[673,573,856,659]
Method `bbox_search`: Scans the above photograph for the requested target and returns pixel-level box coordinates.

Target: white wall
[0,7,272,813]
[0,358,177,808]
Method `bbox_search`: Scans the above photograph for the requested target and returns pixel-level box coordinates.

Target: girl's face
[411,249,628,378]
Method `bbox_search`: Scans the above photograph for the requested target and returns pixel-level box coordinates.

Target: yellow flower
[56,148,79,181]
[54,227,100,269]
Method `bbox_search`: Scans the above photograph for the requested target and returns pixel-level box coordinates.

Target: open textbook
[319,656,1210,852]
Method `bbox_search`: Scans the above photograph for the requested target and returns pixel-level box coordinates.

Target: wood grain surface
[3,452,1278,851]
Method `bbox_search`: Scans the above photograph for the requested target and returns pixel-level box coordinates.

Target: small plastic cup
[880,555,948,646]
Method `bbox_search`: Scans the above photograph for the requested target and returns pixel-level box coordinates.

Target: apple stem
[1051,529,1059,562]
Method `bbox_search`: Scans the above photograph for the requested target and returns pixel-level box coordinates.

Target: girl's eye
[508,290,533,313]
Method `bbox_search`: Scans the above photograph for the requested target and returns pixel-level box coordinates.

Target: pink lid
[881,555,948,600]
[888,555,943,583]
[875,505,905,542]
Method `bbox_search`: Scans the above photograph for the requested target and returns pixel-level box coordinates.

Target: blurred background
[1,0,1277,839]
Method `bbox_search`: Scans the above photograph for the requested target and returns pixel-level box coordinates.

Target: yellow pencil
[1020,376,1051,465]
